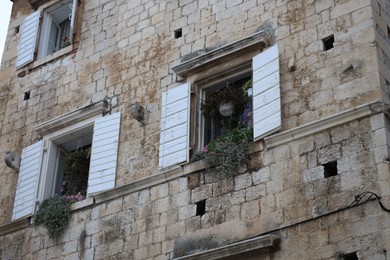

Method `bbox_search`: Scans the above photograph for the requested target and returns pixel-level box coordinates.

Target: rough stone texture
[0,0,390,259]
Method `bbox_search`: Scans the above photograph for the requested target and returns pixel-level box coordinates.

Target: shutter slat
[252,45,281,140]
[87,112,120,195]
[159,83,190,169]
[12,141,43,220]
[16,10,41,69]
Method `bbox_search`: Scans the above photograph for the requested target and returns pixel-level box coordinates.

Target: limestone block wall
[372,0,390,103]
[0,0,388,258]
[0,0,383,225]
[0,115,389,259]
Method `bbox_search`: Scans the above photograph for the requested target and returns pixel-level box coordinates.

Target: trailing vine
[34,196,72,240]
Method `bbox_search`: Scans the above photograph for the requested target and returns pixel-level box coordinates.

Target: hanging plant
[34,196,72,240]
[61,146,91,199]
[200,84,249,130]
[192,127,252,174]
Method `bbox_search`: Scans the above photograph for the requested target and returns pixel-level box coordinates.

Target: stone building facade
[0,0,390,259]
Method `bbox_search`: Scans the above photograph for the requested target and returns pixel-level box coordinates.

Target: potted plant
[61,147,90,199]
[200,83,249,130]
[34,196,72,240]
[192,127,252,174]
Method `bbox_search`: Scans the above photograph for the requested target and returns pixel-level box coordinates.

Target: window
[198,71,252,147]
[38,0,73,59]
[158,32,280,169]
[16,0,78,68]
[12,103,120,221]
[41,125,93,201]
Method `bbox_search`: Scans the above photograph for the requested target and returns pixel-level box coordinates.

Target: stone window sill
[29,45,75,70]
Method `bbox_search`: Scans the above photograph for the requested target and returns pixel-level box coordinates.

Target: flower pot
[219,101,234,117]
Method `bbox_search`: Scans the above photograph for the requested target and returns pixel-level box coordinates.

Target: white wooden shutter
[69,0,78,43]
[88,112,120,194]
[252,44,281,140]
[12,141,44,221]
[16,10,41,69]
[159,83,191,169]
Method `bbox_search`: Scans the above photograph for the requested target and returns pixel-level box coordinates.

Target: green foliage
[34,196,72,240]
[62,147,90,197]
[200,84,249,130]
[194,128,252,175]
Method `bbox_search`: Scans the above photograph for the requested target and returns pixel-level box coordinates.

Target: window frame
[194,63,253,151]
[16,0,79,69]
[12,102,122,221]
[38,116,96,202]
[159,32,278,170]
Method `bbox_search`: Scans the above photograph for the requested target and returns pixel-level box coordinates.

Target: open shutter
[88,112,120,194]
[69,0,78,43]
[16,10,41,69]
[159,83,191,169]
[252,44,281,140]
[12,141,43,220]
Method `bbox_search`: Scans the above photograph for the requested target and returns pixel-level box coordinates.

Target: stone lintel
[173,234,280,260]
[265,101,388,149]
[34,100,108,136]
[172,31,271,77]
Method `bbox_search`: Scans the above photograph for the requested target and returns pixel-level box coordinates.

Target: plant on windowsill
[61,146,91,201]
[33,196,72,240]
[200,82,250,130]
[192,127,252,175]
[62,36,71,49]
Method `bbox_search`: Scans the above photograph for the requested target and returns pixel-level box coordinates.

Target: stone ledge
[265,101,388,149]
[0,218,29,236]
[94,160,206,204]
[173,234,280,260]
[172,31,271,77]
[34,100,108,136]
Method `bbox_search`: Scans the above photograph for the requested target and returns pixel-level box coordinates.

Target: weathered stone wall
[0,0,382,225]
[0,117,389,259]
[372,0,390,104]
[0,0,389,259]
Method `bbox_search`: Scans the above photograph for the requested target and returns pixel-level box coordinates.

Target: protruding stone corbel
[5,151,21,171]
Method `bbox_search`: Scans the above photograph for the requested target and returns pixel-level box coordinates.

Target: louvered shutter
[252,45,281,140]
[88,112,120,194]
[69,0,78,43]
[16,10,41,69]
[12,141,44,220]
[159,83,191,169]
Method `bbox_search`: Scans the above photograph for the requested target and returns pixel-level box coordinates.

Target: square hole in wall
[23,91,30,101]
[174,28,182,39]
[322,35,335,51]
[195,199,206,216]
[323,161,337,178]
[343,252,358,260]
[14,26,20,35]
[387,25,390,37]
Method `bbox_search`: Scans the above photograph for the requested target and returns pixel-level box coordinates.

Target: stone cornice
[0,218,29,236]
[34,100,109,136]
[94,160,206,204]
[172,31,271,77]
[173,234,280,260]
[265,101,388,149]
